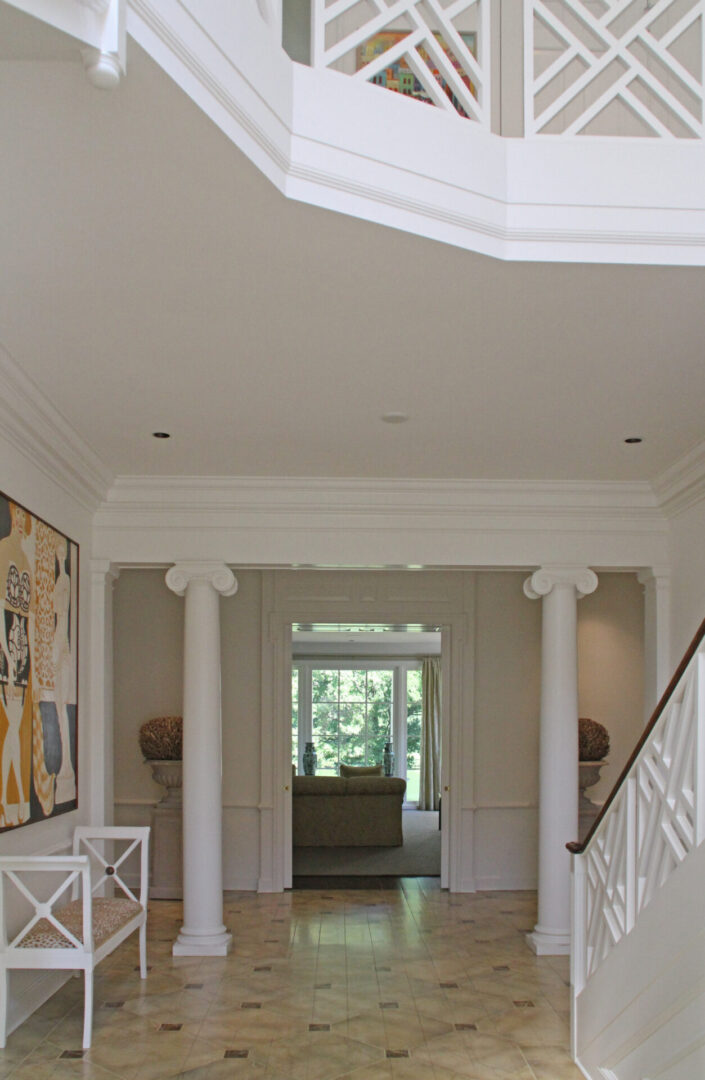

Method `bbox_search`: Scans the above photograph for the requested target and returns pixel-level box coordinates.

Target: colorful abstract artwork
[356,30,477,117]
[0,492,78,831]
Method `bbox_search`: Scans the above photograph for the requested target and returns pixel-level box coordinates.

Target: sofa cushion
[292,776,406,796]
[293,776,346,795]
[345,777,406,796]
[339,764,383,777]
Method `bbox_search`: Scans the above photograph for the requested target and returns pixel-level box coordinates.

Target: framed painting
[0,492,78,831]
[356,30,477,117]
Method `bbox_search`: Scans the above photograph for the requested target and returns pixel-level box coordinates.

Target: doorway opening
[290,624,442,881]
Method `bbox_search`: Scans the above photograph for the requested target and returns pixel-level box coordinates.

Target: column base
[172,929,232,957]
[525,927,571,956]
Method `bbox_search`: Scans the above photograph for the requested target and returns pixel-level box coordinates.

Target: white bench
[0,826,150,1049]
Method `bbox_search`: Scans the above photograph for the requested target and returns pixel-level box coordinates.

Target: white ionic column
[524,566,598,956]
[165,562,238,957]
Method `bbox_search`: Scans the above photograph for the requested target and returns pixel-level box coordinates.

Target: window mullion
[300,665,312,773]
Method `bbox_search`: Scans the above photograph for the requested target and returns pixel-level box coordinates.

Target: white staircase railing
[308,0,704,138]
[524,0,705,138]
[570,617,705,1076]
[310,0,490,128]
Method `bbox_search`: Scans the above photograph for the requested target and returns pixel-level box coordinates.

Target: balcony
[7,0,705,262]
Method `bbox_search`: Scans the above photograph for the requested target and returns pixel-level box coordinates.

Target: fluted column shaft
[166,562,237,957]
[524,567,598,956]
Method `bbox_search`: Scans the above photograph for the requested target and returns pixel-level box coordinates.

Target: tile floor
[0,878,584,1079]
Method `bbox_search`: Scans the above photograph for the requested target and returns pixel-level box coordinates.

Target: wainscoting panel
[470,806,538,892]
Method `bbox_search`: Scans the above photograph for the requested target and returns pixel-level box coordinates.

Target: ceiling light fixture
[381,412,409,424]
[152,431,171,439]
[624,436,643,444]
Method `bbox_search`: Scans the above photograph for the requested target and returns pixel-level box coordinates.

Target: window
[292,661,423,803]
[405,667,422,803]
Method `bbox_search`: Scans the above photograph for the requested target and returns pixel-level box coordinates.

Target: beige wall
[0,427,95,1032]
[113,567,644,891]
[578,573,645,802]
[113,570,184,810]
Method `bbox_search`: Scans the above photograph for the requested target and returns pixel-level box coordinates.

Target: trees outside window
[405,668,422,803]
[292,661,423,802]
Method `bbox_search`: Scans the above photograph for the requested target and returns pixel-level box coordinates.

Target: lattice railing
[572,624,705,993]
[311,0,490,127]
[525,0,705,138]
[584,780,635,979]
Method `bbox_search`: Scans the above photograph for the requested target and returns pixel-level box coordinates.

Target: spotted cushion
[17,898,142,950]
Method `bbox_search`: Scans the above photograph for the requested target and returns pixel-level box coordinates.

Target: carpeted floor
[292,810,441,876]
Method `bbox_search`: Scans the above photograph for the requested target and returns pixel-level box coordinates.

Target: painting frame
[0,490,79,832]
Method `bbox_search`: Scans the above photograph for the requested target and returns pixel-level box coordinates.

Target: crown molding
[0,344,112,511]
[126,0,705,266]
[652,439,705,517]
[93,475,669,570]
[98,474,663,524]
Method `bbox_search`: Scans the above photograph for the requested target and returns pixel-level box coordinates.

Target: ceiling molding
[0,343,112,510]
[101,475,662,518]
[652,440,705,517]
[126,0,705,266]
[93,476,669,570]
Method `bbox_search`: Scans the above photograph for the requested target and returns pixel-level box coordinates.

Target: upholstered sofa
[292,775,406,847]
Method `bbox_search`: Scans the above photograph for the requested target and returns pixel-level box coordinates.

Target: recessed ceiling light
[152,431,171,439]
[381,412,409,424]
[624,436,643,444]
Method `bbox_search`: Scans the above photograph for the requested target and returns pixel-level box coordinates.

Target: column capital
[165,562,238,598]
[636,566,671,589]
[90,559,121,584]
[524,566,598,601]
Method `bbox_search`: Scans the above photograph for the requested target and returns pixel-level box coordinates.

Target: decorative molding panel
[0,344,112,510]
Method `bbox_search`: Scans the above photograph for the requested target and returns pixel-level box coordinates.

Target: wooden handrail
[567,615,705,856]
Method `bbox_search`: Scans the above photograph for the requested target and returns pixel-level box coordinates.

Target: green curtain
[419,657,441,811]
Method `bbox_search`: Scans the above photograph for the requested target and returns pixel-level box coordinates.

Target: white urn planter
[148,759,183,809]
[578,759,607,842]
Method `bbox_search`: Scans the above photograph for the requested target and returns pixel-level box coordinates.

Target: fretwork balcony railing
[306,0,704,138]
[568,616,705,995]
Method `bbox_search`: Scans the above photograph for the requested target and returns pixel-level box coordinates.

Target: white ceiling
[1,6,704,485]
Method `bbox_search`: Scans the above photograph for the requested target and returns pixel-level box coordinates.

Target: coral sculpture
[139,716,183,761]
[578,717,610,762]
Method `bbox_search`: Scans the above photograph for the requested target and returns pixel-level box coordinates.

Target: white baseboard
[458,876,476,893]
[8,970,72,1037]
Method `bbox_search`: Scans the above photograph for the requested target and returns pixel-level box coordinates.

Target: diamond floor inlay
[0,878,584,1078]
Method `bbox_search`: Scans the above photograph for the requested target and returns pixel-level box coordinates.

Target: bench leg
[82,967,94,1049]
[0,968,7,1048]
[139,921,147,979]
